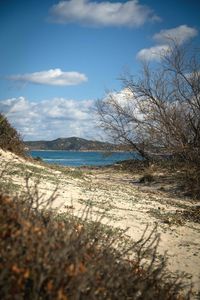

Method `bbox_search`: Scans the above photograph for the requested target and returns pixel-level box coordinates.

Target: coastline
[27,149,132,153]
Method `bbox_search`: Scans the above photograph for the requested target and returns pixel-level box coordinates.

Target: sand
[0,148,200,296]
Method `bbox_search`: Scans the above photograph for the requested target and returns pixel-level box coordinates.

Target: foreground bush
[0,190,190,300]
[0,113,25,156]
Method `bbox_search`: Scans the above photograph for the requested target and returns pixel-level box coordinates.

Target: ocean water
[29,150,136,167]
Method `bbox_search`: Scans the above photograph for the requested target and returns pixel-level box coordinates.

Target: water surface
[29,150,136,167]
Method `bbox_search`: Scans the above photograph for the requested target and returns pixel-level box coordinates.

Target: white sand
[1,148,200,295]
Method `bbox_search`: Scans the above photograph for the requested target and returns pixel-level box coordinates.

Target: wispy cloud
[137,25,198,61]
[0,97,97,140]
[153,25,198,45]
[137,45,170,61]
[50,0,160,27]
[7,69,88,86]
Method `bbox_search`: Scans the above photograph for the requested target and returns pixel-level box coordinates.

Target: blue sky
[0,0,200,140]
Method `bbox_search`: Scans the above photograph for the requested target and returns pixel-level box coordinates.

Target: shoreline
[27,149,132,153]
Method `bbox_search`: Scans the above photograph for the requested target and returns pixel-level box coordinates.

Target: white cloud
[153,25,198,45]
[137,44,170,61]
[50,0,159,27]
[0,97,97,140]
[8,69,88,86]
[137,25,198,61]
[106,88,134,106]
[108,88,144,118]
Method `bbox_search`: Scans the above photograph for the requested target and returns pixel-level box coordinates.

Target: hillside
[24,137,118,151]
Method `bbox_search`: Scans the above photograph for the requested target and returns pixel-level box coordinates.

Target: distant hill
[24,137,123,151]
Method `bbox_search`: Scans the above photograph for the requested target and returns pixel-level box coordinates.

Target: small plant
[139,173,155,183]
[34,156,43,162]
[64,168,84,179]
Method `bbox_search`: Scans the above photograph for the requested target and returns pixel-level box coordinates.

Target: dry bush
[139,173,155,184]
[0,113,25,156]
[178,163,200,200]
[117,157,200,201]
[96,41,200,200]
[0,186,191,300]
[152,158,200,200]
[114,159,149,173]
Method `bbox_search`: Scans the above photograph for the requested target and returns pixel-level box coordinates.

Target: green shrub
[0,113,25,156]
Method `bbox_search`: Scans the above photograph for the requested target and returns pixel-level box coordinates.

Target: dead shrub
[179,164,200,199]
[139,173,155,184]
[0,188,191,300]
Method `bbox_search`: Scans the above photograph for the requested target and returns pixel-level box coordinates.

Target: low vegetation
[0,113,25,156]
[0,187,191,300]
[115,158,200,200]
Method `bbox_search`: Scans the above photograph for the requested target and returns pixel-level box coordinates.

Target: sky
[0,0,200,141]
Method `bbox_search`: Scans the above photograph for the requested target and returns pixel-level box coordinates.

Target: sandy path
[1,149,200,295]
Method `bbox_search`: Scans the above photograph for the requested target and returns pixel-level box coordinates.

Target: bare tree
[96,41,200,162]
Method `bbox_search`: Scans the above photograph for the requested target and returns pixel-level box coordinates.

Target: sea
[29,150,137,167]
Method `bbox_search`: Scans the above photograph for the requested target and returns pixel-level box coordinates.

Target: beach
[0,148,200,295]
